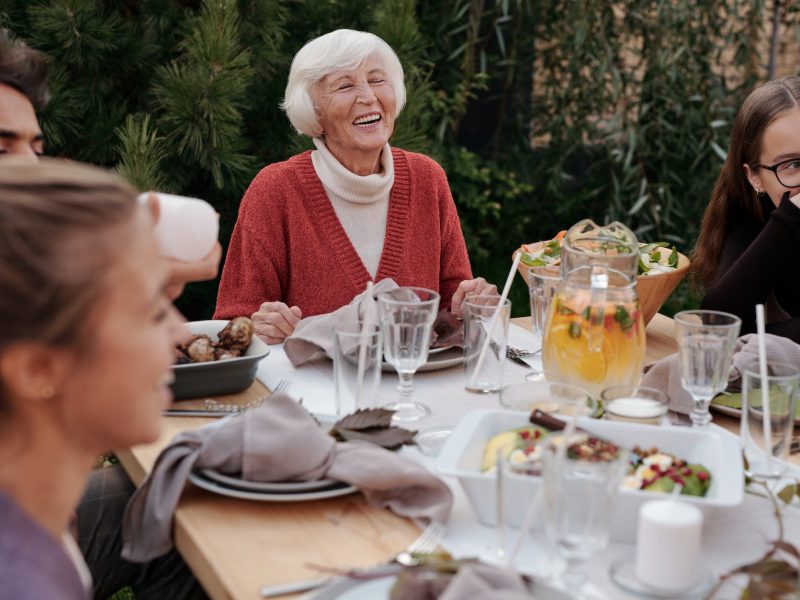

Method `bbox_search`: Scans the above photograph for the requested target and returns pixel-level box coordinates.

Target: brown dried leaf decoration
[329,408,417,450]
[334,408,394,430]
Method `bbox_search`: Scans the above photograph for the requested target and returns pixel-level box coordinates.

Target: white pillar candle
[635,499,703,591]
[139,192,219,262]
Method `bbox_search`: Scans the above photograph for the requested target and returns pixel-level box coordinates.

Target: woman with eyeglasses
[693,76,800,341]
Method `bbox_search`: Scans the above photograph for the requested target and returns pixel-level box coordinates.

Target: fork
[271,379,291,394]
[392,520,447,566]
[258,521,447,597]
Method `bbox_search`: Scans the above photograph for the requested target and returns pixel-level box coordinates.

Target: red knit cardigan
[214,148,473,319]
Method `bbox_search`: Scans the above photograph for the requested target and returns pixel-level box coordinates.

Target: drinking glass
[464,295,510,393]
[542,433,628,598]
[377,287,440,422]
[674,310,741,428]
[333,323,382,415]
[740,361,800,479]
[526,267,561,382]
[499,380,596,417]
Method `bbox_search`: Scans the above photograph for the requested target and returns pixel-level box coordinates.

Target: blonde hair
[0,159,138,357]
[282,29,406,137]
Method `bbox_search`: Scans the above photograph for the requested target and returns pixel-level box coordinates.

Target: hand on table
[252,302,303,344]
[450,277,499,317]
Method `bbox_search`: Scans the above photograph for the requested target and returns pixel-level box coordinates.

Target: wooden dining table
[114,313,790,599]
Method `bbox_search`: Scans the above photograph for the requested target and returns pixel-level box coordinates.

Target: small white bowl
[436,410,743,541]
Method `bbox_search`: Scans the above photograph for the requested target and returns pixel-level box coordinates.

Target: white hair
[281,29,406,137]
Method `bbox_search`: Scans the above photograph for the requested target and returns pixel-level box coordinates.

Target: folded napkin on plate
[439,563,532,600]
[121,393,452,562]
[642,333,800,414]
[284,278,398,366]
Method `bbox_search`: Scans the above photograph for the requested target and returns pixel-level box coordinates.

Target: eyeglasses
[755,158,800,188]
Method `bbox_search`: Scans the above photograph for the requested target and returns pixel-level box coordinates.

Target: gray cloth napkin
[284,278,398,366]
[120,393,452,562]
[439,563,531,600]
[642,333,800,414]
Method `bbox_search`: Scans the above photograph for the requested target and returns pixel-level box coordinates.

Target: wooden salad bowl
[512,245,691,325]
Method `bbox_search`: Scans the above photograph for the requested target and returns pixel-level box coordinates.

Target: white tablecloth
[257,324,800,599]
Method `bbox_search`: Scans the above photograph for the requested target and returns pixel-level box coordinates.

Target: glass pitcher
[542,220,646,398]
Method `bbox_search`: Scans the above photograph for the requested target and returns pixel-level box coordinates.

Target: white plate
[710,398,800,426]
[381,346,464,373]
[197,468,340,493]
[428,344,456,355]
[308,571,571,599]
[188,471,358,502]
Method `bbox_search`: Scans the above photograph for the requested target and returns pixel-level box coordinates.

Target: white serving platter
[437,410,744,542]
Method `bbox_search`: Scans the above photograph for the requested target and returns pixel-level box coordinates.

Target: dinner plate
[197,468,339,493]
[188,471,358,502]
[710,393,800,426]
[307,571,572,599]
[381,346,464,373]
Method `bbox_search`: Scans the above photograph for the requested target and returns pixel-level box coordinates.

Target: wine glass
[541,433,628,598]
[377,287,440,422]
[674,310,741,428]
[526,267,561,382]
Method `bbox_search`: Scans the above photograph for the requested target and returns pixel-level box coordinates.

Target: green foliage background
[0,0,787,318]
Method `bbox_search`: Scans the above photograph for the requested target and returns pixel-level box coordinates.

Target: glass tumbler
[333,323,383,415]
[464,295,511,393]
[527,267,561,382]
[740,361,800,479]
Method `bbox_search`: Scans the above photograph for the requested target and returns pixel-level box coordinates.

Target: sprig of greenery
[704,458,800,599]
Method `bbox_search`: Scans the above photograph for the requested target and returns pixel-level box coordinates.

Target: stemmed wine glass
[541,432,628,598]
[674,310,741,428]
[526,267,561,382]
[377,287,440,422]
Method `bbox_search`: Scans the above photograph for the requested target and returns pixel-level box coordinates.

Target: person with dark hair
[0,36,47,160]
[693,75,800,341]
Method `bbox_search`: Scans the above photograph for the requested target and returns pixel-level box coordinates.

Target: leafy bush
[2,0,784,317]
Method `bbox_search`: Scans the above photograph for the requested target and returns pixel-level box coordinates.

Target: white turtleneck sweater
[311,137,394,278]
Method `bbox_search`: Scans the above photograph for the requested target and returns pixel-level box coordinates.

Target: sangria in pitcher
[542,220,645,397]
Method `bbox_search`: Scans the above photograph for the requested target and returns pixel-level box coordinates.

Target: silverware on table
[258,521,446,597]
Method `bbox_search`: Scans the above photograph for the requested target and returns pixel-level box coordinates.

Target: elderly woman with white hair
[214,29,495,343]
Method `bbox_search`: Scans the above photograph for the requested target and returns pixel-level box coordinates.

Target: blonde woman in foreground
[0,160,191,599]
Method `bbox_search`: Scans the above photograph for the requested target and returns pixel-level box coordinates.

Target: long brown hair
[692,76,800,288]
[0,160,138,365]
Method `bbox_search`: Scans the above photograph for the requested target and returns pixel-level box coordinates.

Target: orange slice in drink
[547,318,608,384]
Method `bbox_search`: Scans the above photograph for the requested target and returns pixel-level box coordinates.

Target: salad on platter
[480,413,712,497]
[518,231,680,276]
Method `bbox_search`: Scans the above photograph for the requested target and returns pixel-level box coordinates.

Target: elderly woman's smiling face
[313,55,396,175]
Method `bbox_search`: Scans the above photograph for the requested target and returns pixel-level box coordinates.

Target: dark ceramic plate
[171,320,270,400]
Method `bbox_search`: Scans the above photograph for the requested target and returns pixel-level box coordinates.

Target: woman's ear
[743,164,763,194]
[0,343,73,407]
